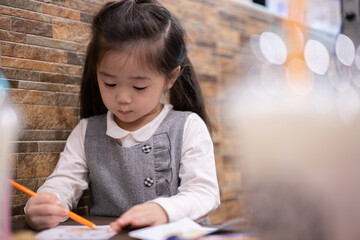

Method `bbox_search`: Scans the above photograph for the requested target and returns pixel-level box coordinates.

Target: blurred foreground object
[12,231,35,240]
[226,51,360,240]
[0,72,19,240]
[227,87,360,239]
[224,0,360,239]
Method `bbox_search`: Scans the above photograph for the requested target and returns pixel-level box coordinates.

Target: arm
[37,119,89,210]
[25,119,89,229]
[152,113,220,222]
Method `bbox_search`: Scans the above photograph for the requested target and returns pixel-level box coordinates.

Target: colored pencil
[9,180,97,229]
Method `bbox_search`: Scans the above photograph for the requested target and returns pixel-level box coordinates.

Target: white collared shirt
[36,104,220,222]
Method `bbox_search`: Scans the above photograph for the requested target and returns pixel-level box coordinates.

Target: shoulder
[70,118,88,139]
[62,118,88,155]
[183,112,212,143]
[184,113,209,133]
[184,112,206,126]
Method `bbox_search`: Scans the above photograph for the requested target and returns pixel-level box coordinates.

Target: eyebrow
[129,76,151,80]
[98,71,117,78]
[99,71,151,81]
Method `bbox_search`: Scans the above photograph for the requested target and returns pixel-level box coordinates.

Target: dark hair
[80,0,212,130]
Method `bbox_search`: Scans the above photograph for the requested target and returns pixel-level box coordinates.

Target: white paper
[35,225,117,240]
[129,218,216,240]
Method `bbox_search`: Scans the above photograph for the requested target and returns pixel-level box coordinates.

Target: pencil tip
[92,225,98,230]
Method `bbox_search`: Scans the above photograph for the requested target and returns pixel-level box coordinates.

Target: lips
[119,110,132,115]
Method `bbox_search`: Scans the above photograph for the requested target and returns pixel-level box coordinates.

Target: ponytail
[170,57,214,132]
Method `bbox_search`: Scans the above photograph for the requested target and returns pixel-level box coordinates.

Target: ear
[166,66,181,89]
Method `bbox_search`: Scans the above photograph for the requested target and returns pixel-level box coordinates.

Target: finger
[39,192,60,204]
[108,221,121,232]
[27,203,67,218]
[116,215,132,228]
[29,214,62,230]
[29,193,60,205]
[116,208,142,228]
[123,204,161,227]
[28,203,67,217]
[125,211,153,227]
[130,217,148,227]
[131,213,157,227]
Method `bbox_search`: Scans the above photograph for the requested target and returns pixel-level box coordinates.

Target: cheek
[136,92,159,106]
[98,85,111,105]
[98,84,106,99]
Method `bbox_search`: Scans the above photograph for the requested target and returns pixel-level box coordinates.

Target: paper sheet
[129,218,216,240]
[35,225,117,240]
[129,217,250,240]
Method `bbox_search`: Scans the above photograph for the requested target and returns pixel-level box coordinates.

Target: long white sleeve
[36,119,89,211]
[151,114,220,222]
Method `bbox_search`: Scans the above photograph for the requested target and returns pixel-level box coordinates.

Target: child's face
[97,50,174,131]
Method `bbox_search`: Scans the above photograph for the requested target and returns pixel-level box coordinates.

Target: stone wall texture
[1,0,284,224]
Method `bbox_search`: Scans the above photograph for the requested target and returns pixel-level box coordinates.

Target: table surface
[12,216,249,240]
[12,216,134,240]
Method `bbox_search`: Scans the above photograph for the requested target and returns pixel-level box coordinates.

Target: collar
[106,103,173,142]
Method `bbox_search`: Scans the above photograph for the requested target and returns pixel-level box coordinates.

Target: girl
[25,0,220,231]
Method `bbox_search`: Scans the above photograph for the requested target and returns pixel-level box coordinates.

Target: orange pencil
[9,180,97,229]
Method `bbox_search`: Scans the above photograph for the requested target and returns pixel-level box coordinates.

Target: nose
[116,90,132,105]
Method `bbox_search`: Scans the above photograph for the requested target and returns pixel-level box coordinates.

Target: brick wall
[1,0,283,224]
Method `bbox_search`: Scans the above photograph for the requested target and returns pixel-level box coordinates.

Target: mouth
[119,110,132,115]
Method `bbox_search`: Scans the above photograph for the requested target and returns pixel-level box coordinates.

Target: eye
[133,86,147,91]
[104,82,116,87]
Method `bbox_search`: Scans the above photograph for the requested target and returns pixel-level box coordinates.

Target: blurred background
[1,0,360,231]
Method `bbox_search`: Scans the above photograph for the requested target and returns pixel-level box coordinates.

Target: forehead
[98,47,160,74]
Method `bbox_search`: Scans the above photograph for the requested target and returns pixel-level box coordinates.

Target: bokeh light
[335,34,355,66]
[304,39,329,75]
[259,32,287,65]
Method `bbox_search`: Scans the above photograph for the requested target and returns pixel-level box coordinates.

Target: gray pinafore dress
[85,109,191,217]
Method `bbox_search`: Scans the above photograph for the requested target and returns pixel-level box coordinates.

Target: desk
[12,216,250,240]
[12,216,134,240]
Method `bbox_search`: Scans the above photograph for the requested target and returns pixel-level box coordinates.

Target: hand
[109,202,169,232]
[25,192,68,230]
